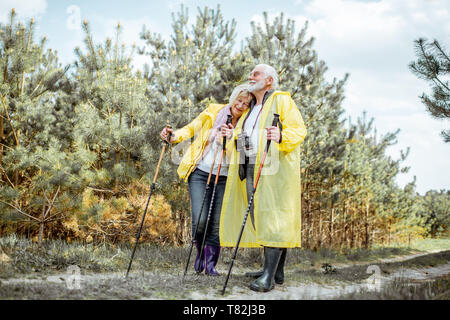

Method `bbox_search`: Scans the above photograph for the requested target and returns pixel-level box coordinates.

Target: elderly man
[219,64,307,292]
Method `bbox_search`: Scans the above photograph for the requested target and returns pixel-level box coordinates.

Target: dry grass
[0,235,449,300]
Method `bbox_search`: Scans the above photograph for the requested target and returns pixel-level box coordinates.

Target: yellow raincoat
[172,103,228,182]
[219,91,307,248]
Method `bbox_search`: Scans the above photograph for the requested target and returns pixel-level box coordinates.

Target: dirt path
[195,261,450,300]
[1,249,449,299]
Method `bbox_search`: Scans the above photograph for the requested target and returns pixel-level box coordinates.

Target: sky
[1,0,449,194]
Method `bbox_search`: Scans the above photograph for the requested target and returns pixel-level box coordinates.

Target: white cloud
[295,0,450,68]
[69,14,168,71]
[0,0,47,23]
[379,113,450,194]
[248,0,450,192]
[343,70,426,116]
[168,0,185,11]
[301,0,405,41]
[247,0,450,75]
[100,17,167,70]
[303,0,449,35]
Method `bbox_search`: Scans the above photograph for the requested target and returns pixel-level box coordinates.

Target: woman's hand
[215,124,234,145]
[160,127,175,143]
[221,123,234,139]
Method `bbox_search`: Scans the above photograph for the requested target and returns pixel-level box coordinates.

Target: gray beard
[248,79,265,93]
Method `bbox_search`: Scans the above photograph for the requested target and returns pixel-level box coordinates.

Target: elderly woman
[160,84,253,275]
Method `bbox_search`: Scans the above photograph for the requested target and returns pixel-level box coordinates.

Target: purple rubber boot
[205,245,221,276]
[194,241,205,273]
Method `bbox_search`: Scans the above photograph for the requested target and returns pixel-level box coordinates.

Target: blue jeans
[246,164,256,230]
[188,168,227,247]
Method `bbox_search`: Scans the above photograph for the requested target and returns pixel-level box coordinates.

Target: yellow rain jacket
[172,103,228,182]
[219,91,307,248]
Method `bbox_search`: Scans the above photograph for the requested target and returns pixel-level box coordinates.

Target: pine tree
[409,38,450,142]
[0,9,91,246]
[1,6,438,248]
[140,4,238,139]
[72,20,150,191]
[419,189,450,237]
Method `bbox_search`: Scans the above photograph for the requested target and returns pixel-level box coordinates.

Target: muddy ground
[1,245,449,300]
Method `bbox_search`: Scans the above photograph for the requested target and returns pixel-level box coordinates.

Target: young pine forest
[0,7,448,250]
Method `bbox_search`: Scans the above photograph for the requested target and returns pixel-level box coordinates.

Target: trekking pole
[221,113,280,295]
[198,115,233,273]
[182,146,220,281]
[126,124,172,278]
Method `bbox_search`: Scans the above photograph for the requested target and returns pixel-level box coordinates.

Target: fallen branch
[87,186,115,194]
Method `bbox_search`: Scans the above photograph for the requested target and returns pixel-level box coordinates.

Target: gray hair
[229,84,252,105]
[256,64,279,89]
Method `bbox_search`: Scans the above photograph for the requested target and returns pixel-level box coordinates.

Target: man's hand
[265,126,281,143]
[160,127,175,143]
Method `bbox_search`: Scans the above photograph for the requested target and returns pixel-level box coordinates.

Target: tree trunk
[329,207,334,248]
[342,203,347,248]
[0,114,3,165]
[350,218,354,248]
[387,222,391,245]
[318,210,322,248]
[364,202,370,249]
[114,148,120,191]
[311,208,316,250]
[184,210,189,245]
[14,129,20,185]
[305,197,311,249]
[38,205,45,248]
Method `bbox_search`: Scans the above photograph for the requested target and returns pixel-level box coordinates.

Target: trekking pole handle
[164,123,173,145]
[153,125,171,185]
[223,115,233,150]
[266,113,280,152]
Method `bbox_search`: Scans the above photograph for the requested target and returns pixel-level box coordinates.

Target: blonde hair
[229,84,252,105]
